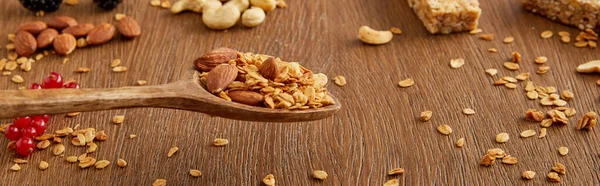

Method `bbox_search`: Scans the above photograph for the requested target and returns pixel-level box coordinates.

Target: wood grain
[1,0,600,185]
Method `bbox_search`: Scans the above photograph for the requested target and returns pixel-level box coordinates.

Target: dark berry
[21,127,38,138]
[5,125,22,141]
[32,115,50,123]
[42,72,63,89]
[19,0,62,12]
[63,82,80,89]
[30,83,42,89]
[15,137,35,156]
[13,117,32,129]
[95,0,122,10]
[30,118,47,134]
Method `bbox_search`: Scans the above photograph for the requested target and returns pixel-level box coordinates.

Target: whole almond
[47,16,78,30]
[37,28,59,48]
[194,47,237,72]
[14,31,37,57]
[18,21,47,35]
[116,16,141,38]
[53,33,77,55]
[206,64,238,94]
[228,91,265,106]
[62,24,95,37]
[258,58,279,80]
[86,23,116,45]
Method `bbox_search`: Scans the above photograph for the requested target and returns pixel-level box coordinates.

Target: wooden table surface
[2,0,600,185]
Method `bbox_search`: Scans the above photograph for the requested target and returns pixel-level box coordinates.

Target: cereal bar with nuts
[407,0,482,34]
[521,0,600,30]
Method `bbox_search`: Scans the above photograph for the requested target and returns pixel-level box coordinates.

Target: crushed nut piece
[312,170,328,180]
[525,109,544,122]
[398,78,414,88]
[485,68,497,76]
[168,146,179,157]
[480,154,495,166]
[10,164,21,171]
[420,110,432,121]
[522,170,535,180]
[263,174,275,186]
[436,125,452,135]
[129,134,137,139]
[95,131,108,141]
[455,138,465,148]
[520,130,536,138]
[113,115,125,124]
[511,52,522,63]
[496,133,509,143]
[213,138,229,146]
[450,58,465,68]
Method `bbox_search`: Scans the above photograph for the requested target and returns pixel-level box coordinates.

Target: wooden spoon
[0,71,341,122]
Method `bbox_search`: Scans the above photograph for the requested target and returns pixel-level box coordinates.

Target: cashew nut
[202,4,241,30]
[357,26,393,45]
[171,0,205,14]
[250,0,276,12]
[241,6,266,27]
[576,60,600,73]
[202,0,223,12]
[224,0,250,13]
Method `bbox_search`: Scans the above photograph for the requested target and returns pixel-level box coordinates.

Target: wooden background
[2,0,600,185]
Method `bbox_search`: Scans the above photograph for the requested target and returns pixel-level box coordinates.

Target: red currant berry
[5,125,21,141]
[13,116,32,129]
[15,137,35,156]
[32,115,50,123]
[42,72,63,89]
[21,127,38,138]
[30,118,46,134]
[30,83,42,89]
[63,82,80,89]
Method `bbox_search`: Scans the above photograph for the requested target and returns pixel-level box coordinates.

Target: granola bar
[521,0,600,30]
[408,0,482,34]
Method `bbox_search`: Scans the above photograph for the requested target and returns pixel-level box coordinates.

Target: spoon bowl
[0,70,341,122]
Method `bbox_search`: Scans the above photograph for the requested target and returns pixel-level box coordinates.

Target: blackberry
[19,0,62,12]
[94,0,122,10]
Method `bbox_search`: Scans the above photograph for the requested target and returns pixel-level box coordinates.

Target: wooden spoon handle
[0,85,177,119]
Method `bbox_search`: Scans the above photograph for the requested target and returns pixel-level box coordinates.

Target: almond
[18,21,47,35]
[194,47,237,72]
[53,33,77,55]
[86,23,115,45]
[258,58,279,80]
[47,16,78,30]
[14,31,37,57]
[206,64,238,94]
[62,24,94,37]
[228,91,265,106]
[37,28,59,48]
[116,16,141,38]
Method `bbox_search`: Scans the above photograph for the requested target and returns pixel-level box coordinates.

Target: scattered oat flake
[450,58,465,68]
[137,80,147,86]
[462,108,475,115]
[398,78,414,88]
[539,128,547,138]
[276,0,287,8]
[537,66,550,74]
[488,48,498,53]
[503,62,519,70]
[456,138,465,148]
[485,68,497,76]
[117,159,127,167]
[541,30,553,39]
[168,146,179,157]
[110,59,121,67]
[129,134,137,139]
[188,169,202,177]
[437,124,452,135]
[552,162,566,174]
[504,83,517,89]
[561,36,571,43]
[420,110,432,121]
[113,115,125,124]
[503,36,515,43]
[263,174,275,186]
[496,133,509,143]
[520,130,536,138]
[75,67,90,73]
[66,112,80,117]
[469,29,483,34]
[66,156,78,163]
[213,138,229,146]
[501,155,518,165]
[558,31,570,37]
[38,161,49,170]
[480,154,495,166]
[558,146,569,156]
[480,34,494,41]
[62,58,69,64]
[11,75,24,83]
[112,66,127,72]
[333,76,346,86]
[115,13,126,20]
[65,0,78,5]
[383,179,400,186]
[152,179,167,186]
[535,56,548,64]
[515,73,530,81]
[387,168,405,175]
[14,158,28,164]
[390,27,402,35]
[312,170,328,180]
[10,164,21,171]
[522,171,536,180]
[95,160,110,169]
[547,172,561,182]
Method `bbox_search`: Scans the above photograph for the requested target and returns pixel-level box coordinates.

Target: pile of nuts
[195,47,335,109]
[151,0,287,30]
[3,15,140,76]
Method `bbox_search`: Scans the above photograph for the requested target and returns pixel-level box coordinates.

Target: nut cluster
[154,0,287,30]
[195,47,335,109]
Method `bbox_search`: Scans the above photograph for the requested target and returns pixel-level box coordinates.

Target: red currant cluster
[4,72,80,156]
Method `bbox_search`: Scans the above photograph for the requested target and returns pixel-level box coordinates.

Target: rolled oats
[94,160,110,169]
[503,62,519,71]
[577,111,597,130]
[113,115,125,124]
[436,124,452,135]
[450,58,465,68]
[495,133,509,143]
[66,156,78,163]
[487,148,506,158]
[117,159,127,167]
[539,128,547,138]
[540,119,553,128]
[485,68,497,76]
[469,29,483,34]
[480,34,494,41]
[53,144,65,155]
[312,170,328,180]
[38,161,49,170]
[390,27,403,35]
[213,138,229,146]
[560,90,574,100]
[504,83,517,89]
[79,157,97,168]
[488,48,498,53]
[480,154,495,166]
[10,164,21,171]
[398,78,414,88]
[525,109,544,122]
[168,146,179,157]
[420,110,432,121]
[152,179,167,186]
[455,138,465,148]
[462,108,475,115]
[190,169,202,177]
[535,56,547,64]
[112,66,127,72]
[14,158,28,164]
[383,179,399,186]
[520,130,536,138]
[547,172,561,182]
[388,168,405,175]
[333,76,346,86]
[526,91,538,100]
[552,162,566,175]
[541,30,553,38]
[537,66,550,74]
[263,174,275,186]
[515,73,530,81]
[558,146,568,156]
[522,171,535,180]
[503,36,515,43]
[501,155,518,165]
[561,36,571,43]
[11,75,24,83]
